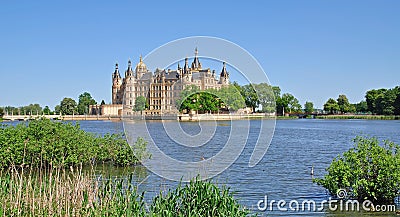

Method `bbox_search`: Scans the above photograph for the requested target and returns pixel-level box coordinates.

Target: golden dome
[136,55,147,71]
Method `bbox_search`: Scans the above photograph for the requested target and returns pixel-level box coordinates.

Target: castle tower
[177,62,182,78]
[125,59,134,78]
[125,59,135,106]
[112,63,123,104]
[183,57,192,82]
[219,62,229,85]
[135,55,147,79]
[191,47,202,70]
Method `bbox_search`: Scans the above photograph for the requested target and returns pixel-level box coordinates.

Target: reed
[0,166,146,217]
[0,168,251,216]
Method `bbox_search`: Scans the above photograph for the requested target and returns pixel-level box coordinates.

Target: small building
[89,104,122,116]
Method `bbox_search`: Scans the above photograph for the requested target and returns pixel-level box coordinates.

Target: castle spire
[191,47,202,70]
[219,61,229,85]
[221,61,228,77]
[184,57,190,74]
[127,59,132,71]
[113,63,121,79]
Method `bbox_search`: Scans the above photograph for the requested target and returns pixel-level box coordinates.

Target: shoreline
[314,115,400,120]
[2,114,400,122]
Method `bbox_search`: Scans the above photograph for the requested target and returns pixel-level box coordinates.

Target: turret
[219,62,229,85]
[191,47,202,70]
[112,63,123,104]
[135,55,147,79]
[125,59,134,78]
[183,57,192,82]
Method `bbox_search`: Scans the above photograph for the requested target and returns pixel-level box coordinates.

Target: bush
[313,136,400,204]
[150,178,253,217]
[0,119,149,168]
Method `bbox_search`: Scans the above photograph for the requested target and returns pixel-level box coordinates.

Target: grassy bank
[0,167,252,216]
[315,115,400,120]
[276,116,298,120]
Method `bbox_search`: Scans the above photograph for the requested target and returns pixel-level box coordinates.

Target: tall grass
[0,168,251,216]
[0,166,146,217]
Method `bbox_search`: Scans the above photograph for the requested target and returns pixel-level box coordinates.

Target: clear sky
[0,0,399,109]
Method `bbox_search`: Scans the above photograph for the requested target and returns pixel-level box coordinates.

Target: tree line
[323,86,400,115]
[0,92,105,116]
[2,85,399,117]
[174,82,305,115]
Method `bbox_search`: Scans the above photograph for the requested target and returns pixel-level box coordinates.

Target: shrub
[314,136,400,204]
[150,178,253,217]
[0,119,149,168]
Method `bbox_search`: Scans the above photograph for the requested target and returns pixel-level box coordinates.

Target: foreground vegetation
[0,168,251,217]
[0,119,250,216]
[314,136,400,204]
[0,119,150,168]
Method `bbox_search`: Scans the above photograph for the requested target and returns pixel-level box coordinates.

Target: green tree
[314,136,400,204]
[355,100,368,113]
[337,94,351,114]
[240,84,259,113]
[134,96,148,113]
[324,98,339,114]
[198,92,220,113]
[253,83,275,113]
[21,104,42,115]
[395,92,400,115]
[304,101,314,114]
[380,87,399,115]
[348,104,356,113]
[101,100,106,105]
[281,93,301,113]
[365,88,386,114]
[4,106,19,115]
[218,85,246,111]
[0,107,4,117]
[43,106,51,115]
[54,105,61,115]
[176,85,200,113]
[60,97,77,115]
[77,92,97,115]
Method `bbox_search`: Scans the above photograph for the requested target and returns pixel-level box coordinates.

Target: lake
[6,119,400,216]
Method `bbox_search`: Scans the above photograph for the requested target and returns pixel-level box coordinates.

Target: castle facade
[111,48,230,115]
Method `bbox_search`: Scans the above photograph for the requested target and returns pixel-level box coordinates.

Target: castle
[91,48,230,116]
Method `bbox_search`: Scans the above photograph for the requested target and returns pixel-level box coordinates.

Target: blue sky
[0,0,399,109]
